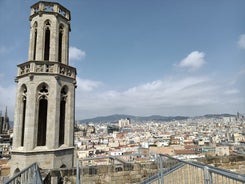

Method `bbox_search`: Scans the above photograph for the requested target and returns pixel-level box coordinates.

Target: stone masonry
[10,1,76,176]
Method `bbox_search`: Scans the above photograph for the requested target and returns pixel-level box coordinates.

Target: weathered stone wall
[80,162,158,184]
[45,157,245,184]
[47,162,159,184]
[197,155,245,174]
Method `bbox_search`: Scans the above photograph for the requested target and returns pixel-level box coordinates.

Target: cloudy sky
[0,0,245,120]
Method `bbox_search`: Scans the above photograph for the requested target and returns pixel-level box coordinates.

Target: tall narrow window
[58,25,63,63]
[37,85,48,146]
[59,87,67,145]
[32,22,38,60]
[44,28,50,60]
[33,29,37,60]
[21,86,27,146]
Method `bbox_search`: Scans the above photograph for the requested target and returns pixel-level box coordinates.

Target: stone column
[36,19,44,61]
[13,84,22,148]
[28,23,35,61]
[46,78,60,149]
[49,17,58,62]
[65,83,75,146]
[63,25,69,65]
[24,82,37,151]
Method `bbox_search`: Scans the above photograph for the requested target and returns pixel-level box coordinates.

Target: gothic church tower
[11,1,76,174]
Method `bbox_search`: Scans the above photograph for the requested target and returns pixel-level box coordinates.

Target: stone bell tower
[11,1,76,174]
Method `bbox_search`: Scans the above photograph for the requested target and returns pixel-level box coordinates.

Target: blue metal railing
[4,163,43,184]
[141,154,245,184]
[5,154,245,184]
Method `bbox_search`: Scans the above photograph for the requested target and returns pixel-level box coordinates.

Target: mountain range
[77,113,235,124]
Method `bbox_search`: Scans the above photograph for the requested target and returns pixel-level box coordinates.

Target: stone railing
[31,1,70,20]
[17,61,76,79]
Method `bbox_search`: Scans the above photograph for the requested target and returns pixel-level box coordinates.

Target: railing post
[76,160,80,184]
[34,164,39,184]
[34,164,37,184]
[159,155,164,184]
[203,166,212,184]
[156,154,160,184]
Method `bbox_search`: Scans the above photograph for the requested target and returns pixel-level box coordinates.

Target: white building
[118,118,131,128]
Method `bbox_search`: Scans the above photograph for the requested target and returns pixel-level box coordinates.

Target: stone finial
[5,106,7,118]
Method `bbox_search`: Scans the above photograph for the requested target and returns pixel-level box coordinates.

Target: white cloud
[238,34,245,49]
[224,89,240,95]
[229,68,245,85]
[77,77,102,92]
[177,51,205,71]
[69,46,86,61]
[75,75,244,119]
[2,74,243,121]
[123,76,214,105]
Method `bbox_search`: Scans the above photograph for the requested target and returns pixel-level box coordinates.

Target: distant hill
[78,114,132,124]
[197,114,236,119]
[77,113,236,124]
[78,114,189,124]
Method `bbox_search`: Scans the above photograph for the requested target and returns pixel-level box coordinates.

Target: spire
[5,106,7,118]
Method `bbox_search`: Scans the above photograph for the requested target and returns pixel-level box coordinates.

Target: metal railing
[79,153,159,184]
[4,163,43,184]
[77,153,245,184]
[141,154,245,184]
[5,154,245,184]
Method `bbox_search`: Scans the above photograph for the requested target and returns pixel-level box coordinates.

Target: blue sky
[0,0,245,120]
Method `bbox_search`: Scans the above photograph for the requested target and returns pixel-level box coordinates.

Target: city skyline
[0,0,245,120]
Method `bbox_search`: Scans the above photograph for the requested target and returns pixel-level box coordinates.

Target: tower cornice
[16,60,77,80]
[30,1,71,21]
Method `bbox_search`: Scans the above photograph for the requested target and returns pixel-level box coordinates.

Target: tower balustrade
[16,61,76,79]
[30,1,70,20]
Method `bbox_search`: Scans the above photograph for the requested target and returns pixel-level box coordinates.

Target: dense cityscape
[0,0,245,183]
[75,113,245,168]
[1,110,245,182]
[0,108,244,164]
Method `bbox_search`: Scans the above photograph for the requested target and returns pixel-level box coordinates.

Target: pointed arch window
[21,85,27,146]
[58,24,64,63]
[37,84,48,146]
[59,86,67,145]
[33,22,38,60]
[44,20,51,61]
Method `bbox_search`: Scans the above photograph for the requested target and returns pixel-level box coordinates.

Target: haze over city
[0,0,244,119]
